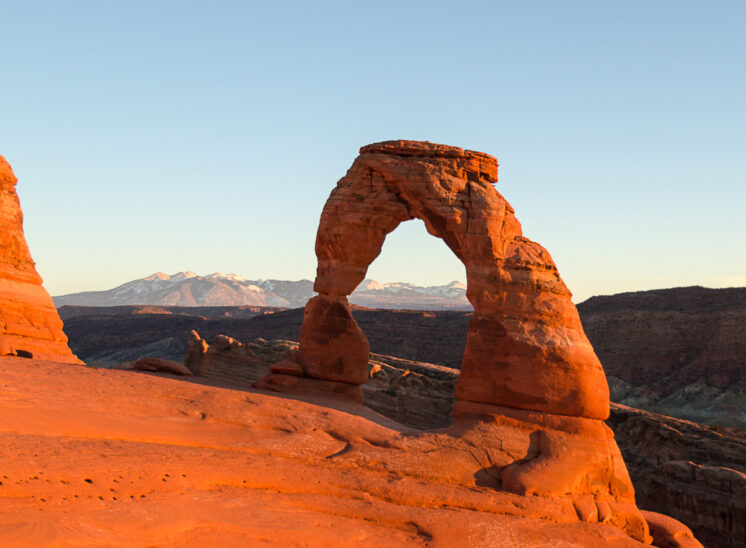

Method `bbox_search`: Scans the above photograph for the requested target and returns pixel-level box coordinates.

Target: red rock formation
[297,140,608,419]
[640,511,703,548]
[255,140,653,542]
[298,294,369,385]
[0,156,80,364]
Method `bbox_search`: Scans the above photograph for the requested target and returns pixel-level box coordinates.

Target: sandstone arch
[297,140,609,420]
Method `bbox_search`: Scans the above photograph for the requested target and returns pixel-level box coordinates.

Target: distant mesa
[578,285,746,430]
[0,155,81,363]
[53,272,473,310]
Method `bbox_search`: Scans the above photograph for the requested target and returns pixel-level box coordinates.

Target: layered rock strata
[609,404,745,548]
[578,286,746,429]
[0,156,80,363]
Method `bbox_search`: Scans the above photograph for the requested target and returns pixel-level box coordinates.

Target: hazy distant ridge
[53,272,471,310]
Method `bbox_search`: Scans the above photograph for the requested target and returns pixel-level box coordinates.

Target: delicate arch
[297,141,609,420]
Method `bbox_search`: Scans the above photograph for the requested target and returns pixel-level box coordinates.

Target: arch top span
[359,140,498,183]
[297,140,610,421]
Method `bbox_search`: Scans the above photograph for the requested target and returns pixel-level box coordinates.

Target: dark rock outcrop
[132,357,193,376]
[58,305,287,366]
[184,331,297,384]
[577,286,746,429]
[608,404,745,548]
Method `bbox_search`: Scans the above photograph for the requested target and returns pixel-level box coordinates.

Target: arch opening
[350,217,471,313]
[339,218,472,428]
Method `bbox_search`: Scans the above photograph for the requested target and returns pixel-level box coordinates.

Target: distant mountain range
[53,272,471,310]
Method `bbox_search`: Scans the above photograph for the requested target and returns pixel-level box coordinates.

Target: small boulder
[134,358,193,376]
[269,361,304,376]
[640,510,703,548]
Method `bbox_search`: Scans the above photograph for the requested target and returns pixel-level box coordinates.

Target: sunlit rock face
[248,141,662,542]
[0,155,81,364]
[299,140,609,420]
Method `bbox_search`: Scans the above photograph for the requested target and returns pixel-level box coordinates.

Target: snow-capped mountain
[53,272,310,308]
[53,273,471,310]
[349,280,469,309]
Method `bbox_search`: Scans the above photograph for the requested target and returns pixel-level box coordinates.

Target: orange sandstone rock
[0,156,80,364]
[640,511,704,548]
[252,140,653,542]
[297,140,608,420]
[299,294,369,384]
[0,355,657,546]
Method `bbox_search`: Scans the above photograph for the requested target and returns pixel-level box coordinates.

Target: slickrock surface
[58,304,740,547]
[297,140,610,420]
[189,335,725,547]
[186,333,457,430]
[0,156,79,364]
[0,356,654,547]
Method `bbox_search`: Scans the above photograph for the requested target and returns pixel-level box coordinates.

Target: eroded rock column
[297,157,413,386]
[298,294,369,384]
[0,155,81,364]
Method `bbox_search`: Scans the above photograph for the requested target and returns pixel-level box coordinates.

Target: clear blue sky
[2,1,744,302]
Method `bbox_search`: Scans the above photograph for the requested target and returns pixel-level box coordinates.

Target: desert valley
[4,139,744,548]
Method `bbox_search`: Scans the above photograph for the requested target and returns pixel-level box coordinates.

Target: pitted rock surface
[0,155,80,364]
[298,140,609,420]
